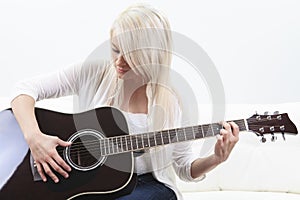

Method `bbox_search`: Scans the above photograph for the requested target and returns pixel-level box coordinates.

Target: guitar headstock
[246,111,298,142]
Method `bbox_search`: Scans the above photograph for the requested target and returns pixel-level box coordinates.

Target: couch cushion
[183,191,300,200]
[177,103,300,194]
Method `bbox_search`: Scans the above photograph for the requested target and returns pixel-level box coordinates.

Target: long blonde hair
[109,4,181,130]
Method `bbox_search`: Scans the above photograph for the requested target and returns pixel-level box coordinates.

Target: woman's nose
[116,55,126,67]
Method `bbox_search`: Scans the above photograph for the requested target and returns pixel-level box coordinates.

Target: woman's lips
[117,67,128,74]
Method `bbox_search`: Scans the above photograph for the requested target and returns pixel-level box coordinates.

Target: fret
[116,137,122,152]
[194,125,202,139]
[191,126,195,139]
[113,138,117,153]
[108,118,246,153]
[177,128,186,142]
[143,133,150,148]
[210,124,215,136]
[108,138,113,154]
[185,126,194,140]
[202,124,212,137]
[162,130,170,144]
[100,139,105,156]
[155,131,163,145]
[234,119,246,131]
[108,138,112,154]
[208,124,214,137]
[148,132,156,147]
[201,125,204,138]
[109,138,114,154]
[121,136,127,152]
[105,138,109,155]
[131,135,138,150]
[212,123,222,136]
[136,135,143,149]
[126,136,132,151]
[169,129,177,143]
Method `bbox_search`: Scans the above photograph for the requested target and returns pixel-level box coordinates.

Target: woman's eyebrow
[111,42,118,49]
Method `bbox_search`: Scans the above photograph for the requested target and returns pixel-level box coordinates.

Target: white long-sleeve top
[10,60,205,200]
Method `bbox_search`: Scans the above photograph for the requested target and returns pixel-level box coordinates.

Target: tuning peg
[282,132,286,141]
[264,111,269,115]
[274,111,279,115]
[261,136,267,143]
[271,133,277,142]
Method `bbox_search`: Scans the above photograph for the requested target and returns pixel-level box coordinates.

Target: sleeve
[10,62,83,102]
[172,142,206,182]
[171,98,206,182]
[10,60,108,103]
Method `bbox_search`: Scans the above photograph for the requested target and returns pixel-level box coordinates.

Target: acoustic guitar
[0,107,297,199]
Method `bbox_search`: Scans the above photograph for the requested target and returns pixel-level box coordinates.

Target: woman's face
[111,36,133,79]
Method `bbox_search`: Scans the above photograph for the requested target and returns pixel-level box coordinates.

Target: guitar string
[56,128,206,156]
[56,124,280,159]
[58,123,272,153]
[57,128,279,162]
[65,121,247,148]
[58,120,272,153]
[58,132,280,161]
[62,127,272,158]
[65,116,280,147]
[67,117,282,149]
[58,123,274,155]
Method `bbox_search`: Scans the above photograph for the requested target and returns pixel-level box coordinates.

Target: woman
[10,4,239,200]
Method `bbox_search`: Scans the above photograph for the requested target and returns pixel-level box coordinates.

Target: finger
[229,121,239,137]
[48,158,69,179]
[36,163,47,182]
[42,162,59,183]
[222,121,232,132]
[220,128,229,145]
[53,153,72,172]
[216,134,224,148]
[214,136,225,163]
[57,138,72,147]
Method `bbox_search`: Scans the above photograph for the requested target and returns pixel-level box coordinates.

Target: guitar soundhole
[64,129,107,171]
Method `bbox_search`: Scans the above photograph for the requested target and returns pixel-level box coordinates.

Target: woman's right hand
[11,94,72,183]
[26,131,72,183]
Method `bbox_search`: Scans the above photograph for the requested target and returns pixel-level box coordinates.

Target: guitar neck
[100,119,248,156]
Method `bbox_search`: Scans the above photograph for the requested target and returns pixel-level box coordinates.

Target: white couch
[179,103,300,200]
[1,98,300,199]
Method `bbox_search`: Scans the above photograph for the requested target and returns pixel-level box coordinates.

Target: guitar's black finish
[1,106,298,199]
[0,107,137,200]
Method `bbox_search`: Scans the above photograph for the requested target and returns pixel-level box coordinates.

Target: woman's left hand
[213,121,239,164]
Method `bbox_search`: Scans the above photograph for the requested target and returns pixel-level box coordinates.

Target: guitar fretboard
[99,119,247,156]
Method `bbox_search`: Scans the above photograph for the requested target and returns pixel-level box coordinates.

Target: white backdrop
[0,0,299,104]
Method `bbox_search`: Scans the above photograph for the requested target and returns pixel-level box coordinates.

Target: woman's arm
[10,60,109,183]
[11,94,71,183]
[191,121,239,179]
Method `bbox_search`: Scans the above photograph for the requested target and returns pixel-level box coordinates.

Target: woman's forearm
[11,94,41,142]
[11,94,71,183]
[190,154,221,179]
[191,121,239,179]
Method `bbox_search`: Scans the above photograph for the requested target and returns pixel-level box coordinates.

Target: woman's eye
[112,48,120,54]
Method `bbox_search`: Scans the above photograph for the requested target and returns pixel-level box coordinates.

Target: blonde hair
[109,4,181,130]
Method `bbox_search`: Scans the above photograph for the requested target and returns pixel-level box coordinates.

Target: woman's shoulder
[79,59,111,73]
[72,59,113,80]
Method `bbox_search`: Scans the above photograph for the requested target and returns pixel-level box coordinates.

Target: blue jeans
[116,173,177,200]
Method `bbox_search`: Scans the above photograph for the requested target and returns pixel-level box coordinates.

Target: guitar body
[0,107,136,200]
[0,106,297,200]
